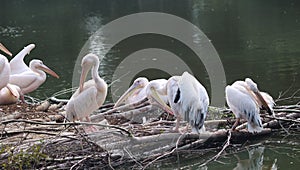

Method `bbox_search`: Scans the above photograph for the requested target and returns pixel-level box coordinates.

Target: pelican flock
[146,72,209,133]
[114,72,209,133]
[0,43,59,105]
[0,43,277,134]
[9,44,59,94]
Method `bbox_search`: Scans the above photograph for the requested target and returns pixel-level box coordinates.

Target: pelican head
[245,78,273,115]
[30,59,60,78]
[245,78,258,92]
[113,77,149,108]
[79,54,99,92]
[145,81,174,115]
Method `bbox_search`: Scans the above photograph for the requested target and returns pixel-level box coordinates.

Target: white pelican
[147,72,209,133]
[225,78,274,133]
[0,54,24,105]
[65,53,107,131]
[0,43,12,56]
[0,54,10,90]
[113,77,168,107]
[10,59,59,94]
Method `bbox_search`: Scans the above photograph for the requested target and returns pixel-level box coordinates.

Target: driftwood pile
[0,97,299,169]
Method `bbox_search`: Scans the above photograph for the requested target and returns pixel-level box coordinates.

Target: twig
[276,89,300,102]
[142,132,185,169]
[262,115,300,124]
[70,155,93,170]
[199,130,232,167]
[123,147,143,168]
[1,119,133,137]
[274,108,300,113]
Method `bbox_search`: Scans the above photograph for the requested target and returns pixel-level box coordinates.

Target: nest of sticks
[0,96,299,169]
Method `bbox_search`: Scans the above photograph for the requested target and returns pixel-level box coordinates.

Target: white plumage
[0,54,10,90]
[0,54,23,105]
[114,77,168,107]
[225,78,274,133]
[171,72,209,133]
[147,72,209,133]
[9,44,59,94]
[66,53,107,123]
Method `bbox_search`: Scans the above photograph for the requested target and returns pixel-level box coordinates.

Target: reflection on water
[233,146,265,170]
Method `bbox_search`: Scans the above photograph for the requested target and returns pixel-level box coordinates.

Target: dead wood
[0,101,299,169]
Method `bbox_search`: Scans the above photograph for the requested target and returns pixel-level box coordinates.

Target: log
[0,101,299,169]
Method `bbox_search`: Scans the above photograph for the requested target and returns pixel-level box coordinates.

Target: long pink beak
[149,87,174,115]
[255,91,273,115]
[0,43,12,56]
[39,64,60,79]
[79,66,89,93]
[113,83,140,108]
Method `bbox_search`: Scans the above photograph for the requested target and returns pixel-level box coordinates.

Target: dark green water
[1,0,299,169]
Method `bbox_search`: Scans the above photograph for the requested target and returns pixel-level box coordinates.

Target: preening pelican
[225,78,274,133]
[113,77,168,108]
[10,60,59,94]
[0,54,24,105]
[149,72,209,133]
[0,43,12,56]
[65,54,107,130]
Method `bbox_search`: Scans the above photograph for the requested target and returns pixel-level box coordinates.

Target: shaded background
[1,0,299,169]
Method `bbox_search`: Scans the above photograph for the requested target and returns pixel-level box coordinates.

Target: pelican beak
[79,66,89,93]
[113,83,140,108]
[39,64,60,79]
[255,91,273,115]
[150,87,174,115]
[0,43,12,56]
[6,84,19,98]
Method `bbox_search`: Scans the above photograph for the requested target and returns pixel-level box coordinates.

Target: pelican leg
[173,117,181,132]
[185,123,189,132]
[82,116,98,133]
[231,118,240,131]
[19,90,25,103]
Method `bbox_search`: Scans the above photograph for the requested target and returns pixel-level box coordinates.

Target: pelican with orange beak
[9,59,59,94]
[9,44,59,94]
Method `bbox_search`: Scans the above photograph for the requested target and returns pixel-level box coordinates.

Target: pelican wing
[226,85,262,132]
[66,86,98,121]
[10,44,35,74]
[9,74,37,90]
[260,92,275,109]
[179,72,209,133]
[166,76,181,116]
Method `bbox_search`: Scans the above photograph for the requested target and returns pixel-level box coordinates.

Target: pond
[1,0,299,169]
